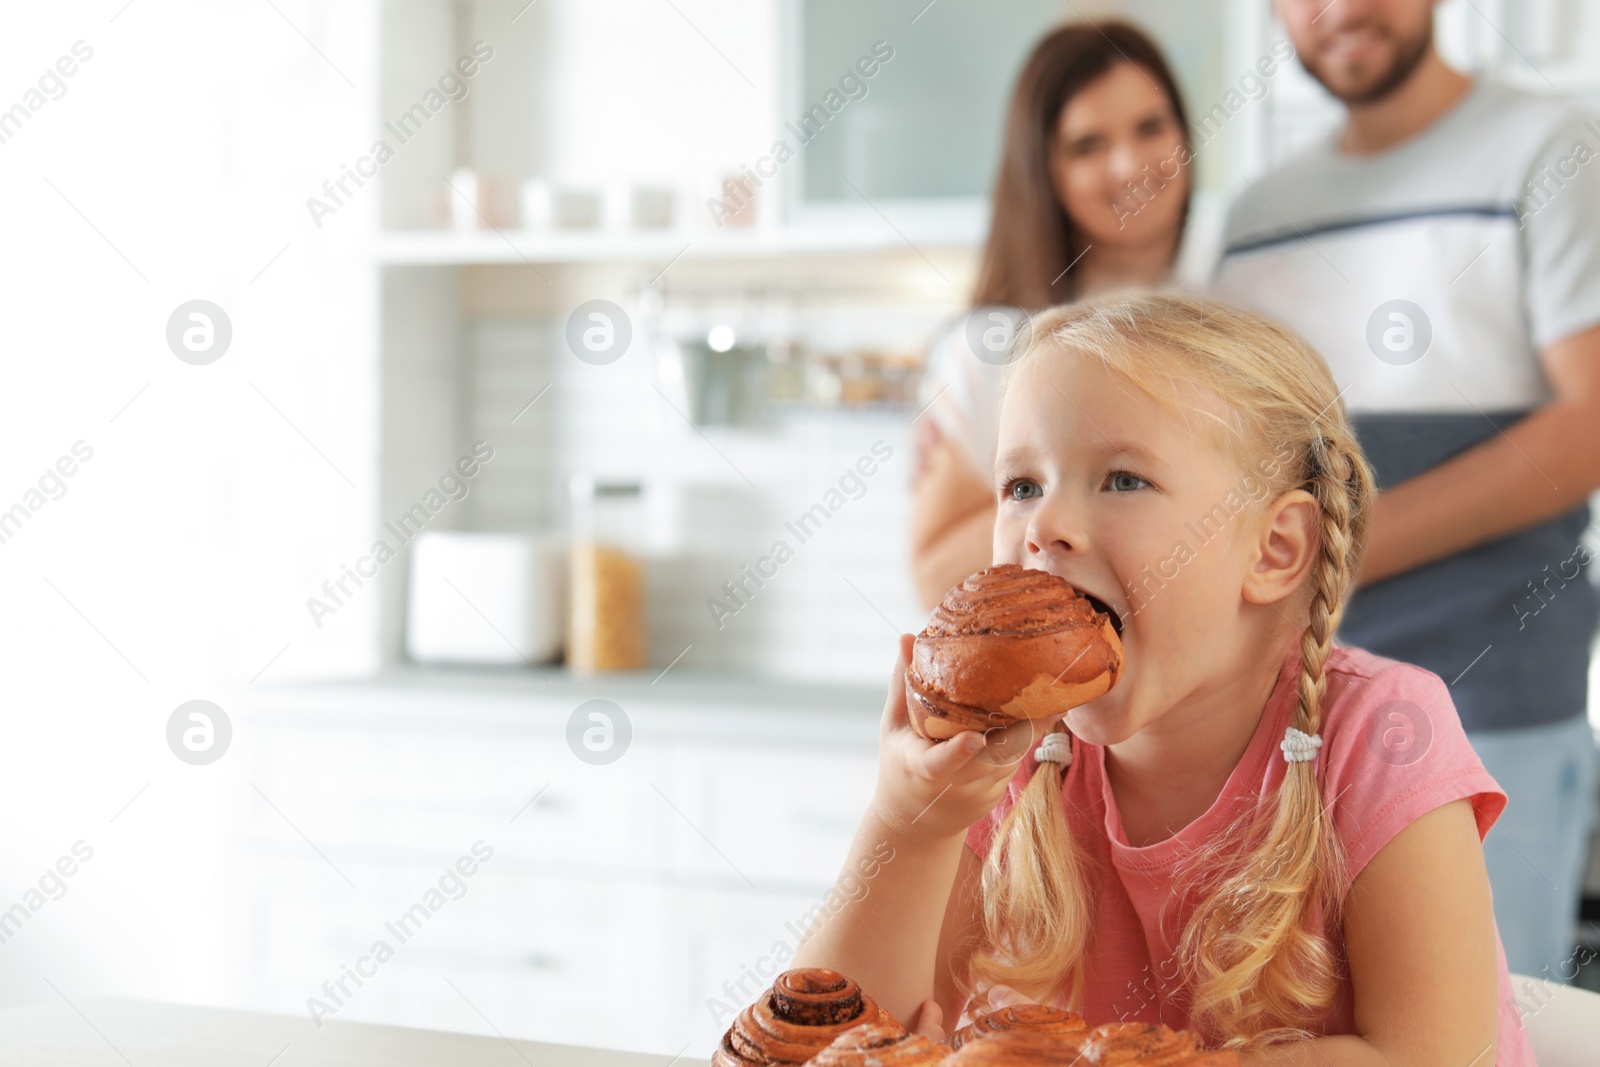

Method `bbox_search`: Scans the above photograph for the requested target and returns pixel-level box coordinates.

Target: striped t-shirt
[1212,78,1600,733]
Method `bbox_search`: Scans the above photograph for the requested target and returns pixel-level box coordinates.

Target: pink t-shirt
[964,643,1534,1064]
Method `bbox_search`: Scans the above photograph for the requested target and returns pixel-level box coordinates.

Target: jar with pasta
[567,474,647,674]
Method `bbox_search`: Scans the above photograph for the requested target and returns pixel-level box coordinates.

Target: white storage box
[405,532,566,666]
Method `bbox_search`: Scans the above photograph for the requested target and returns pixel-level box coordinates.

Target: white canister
[519,178,552,230]
[406,531,567,666]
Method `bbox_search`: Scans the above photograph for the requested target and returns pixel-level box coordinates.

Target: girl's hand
[871,634,1050,846]
[949,984,1037,1030]
[972,984,1035,1013]
[909,998,945,1042]
[912,986,1039,1046]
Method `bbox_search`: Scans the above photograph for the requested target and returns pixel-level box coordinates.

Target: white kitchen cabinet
[657,744,877,886]
[223,673,881,1055]
[671,882,839,1054]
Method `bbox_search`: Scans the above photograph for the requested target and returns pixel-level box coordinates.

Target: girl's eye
[1106,470,1149,492]
[1004,477,1043,501]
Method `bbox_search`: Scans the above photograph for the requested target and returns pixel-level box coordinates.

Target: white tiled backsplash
[463,317,926,685]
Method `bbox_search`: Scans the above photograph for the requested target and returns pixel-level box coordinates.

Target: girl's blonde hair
[965,292,1378,1049]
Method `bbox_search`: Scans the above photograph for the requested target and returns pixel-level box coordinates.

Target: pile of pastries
[713,969,1237,1067]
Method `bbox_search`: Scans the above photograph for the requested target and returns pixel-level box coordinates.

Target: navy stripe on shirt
[1222,203,1519,258]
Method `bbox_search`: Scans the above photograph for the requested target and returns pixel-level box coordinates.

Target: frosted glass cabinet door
[790,0,1065,206]
[787,0,1237,210]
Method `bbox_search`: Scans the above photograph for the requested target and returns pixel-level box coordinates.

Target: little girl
[792,294,1534,1064]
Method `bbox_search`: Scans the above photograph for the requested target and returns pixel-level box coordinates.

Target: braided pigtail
[1174,428,1378,1048]
[967,723,1099,1012]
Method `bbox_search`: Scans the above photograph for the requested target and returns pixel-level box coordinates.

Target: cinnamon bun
[907,565,1124,740]
[804,1021,945,1067]
[945,1003,1088,1050]
[713,969,901,1067]
[942,1029,1093,1066]
[1067,1021,1240,1066]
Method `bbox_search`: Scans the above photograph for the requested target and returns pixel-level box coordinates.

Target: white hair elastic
[1281,726,1323,764]
[1034,731,1073,766]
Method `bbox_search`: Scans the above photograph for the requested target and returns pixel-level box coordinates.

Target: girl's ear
[1243,489,1319,606]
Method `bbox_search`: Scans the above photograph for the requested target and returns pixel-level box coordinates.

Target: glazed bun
[942,1029,1091,1067]
[712,969,899,1067]
[945,1003,1088,1050]
[803,1022,946,1067]
[944,1022,1240,1067]
[1065,1021,1241,1066]
[906,565,1123,740]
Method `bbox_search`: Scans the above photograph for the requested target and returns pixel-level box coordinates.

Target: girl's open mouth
[1082,592,1124,638]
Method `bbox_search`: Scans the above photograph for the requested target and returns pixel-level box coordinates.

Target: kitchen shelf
[371,222,983,266]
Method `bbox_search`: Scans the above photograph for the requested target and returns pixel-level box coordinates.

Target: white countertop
[0,998,708,1067]
[243,666,886,749]
[266,665,883,709]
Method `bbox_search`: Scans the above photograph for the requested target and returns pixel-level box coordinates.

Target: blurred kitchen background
[1,0,1598,1058]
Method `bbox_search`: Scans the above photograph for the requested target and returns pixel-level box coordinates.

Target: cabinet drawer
[655,746,876,886]
[231,852,683,1052]
[244,725,669,871]
[668,884,843,1056]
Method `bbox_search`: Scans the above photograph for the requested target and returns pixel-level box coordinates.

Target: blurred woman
[911,21,1194,608]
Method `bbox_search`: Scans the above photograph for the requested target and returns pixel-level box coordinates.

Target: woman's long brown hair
[971,22,1192,311]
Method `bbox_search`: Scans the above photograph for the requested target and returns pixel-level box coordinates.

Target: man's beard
[1302,19,1433,105]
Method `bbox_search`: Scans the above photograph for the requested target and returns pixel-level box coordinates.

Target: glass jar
[567,474,647,674]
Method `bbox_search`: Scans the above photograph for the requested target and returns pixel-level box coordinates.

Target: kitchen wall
[0,0,387,1010]
[462,313,929,681]
[449,250,972,681]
